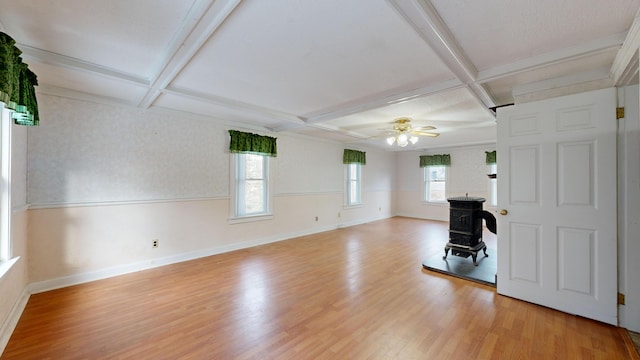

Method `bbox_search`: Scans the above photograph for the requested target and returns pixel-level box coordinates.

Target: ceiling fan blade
[414,125,436,131]
[412,130,440,137]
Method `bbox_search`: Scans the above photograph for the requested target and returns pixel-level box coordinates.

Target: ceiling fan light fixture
[383,118,438,148]
[386,136,396,145]
[397,133,409,147]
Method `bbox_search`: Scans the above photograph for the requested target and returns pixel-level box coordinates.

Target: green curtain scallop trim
[229,130,277,157]
[419,154,450,167]
[343,149,366,165]
[485,151,497,164]
[0,32,39,126]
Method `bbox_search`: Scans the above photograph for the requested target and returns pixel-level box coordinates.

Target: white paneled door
[496,88,617,325]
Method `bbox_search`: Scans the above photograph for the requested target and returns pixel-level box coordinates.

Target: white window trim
[423,165,448,204]
[229,153,274,223]
[228,213,274,224]
[0,104,12,263]
[488,163,497,207]
[345,163,362,207]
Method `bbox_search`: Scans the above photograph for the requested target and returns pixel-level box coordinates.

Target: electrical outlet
[152,239,159,248]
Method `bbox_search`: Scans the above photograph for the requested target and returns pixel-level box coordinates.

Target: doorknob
[500,209,508,215]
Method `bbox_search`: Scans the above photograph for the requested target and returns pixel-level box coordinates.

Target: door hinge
[616,107,625,119]
[618,292,626,305]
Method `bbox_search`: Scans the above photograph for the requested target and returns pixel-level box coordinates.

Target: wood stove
[443,195,495,266]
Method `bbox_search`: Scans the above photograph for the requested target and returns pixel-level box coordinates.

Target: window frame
[0,104,12,263]
[345,163,362,207]
[488,163,497,207]
[423,165,448,203]
[229,153,273,223]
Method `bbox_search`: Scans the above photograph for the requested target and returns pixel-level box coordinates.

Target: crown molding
[36,84,140,107]
[512,67,612,98]
[512,67,614,104]
[299,78,464,127]
[611,7,640,85]
[19,45,149,86]
[162,86,305,125]
[479,33,624,84]
[616,51,639,87]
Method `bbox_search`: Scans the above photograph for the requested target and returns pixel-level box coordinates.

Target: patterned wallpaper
[11,123,28,208]
[275,135,343,195]
[28,95,229,205]
[27,94,394,206]
[447,146,494,198]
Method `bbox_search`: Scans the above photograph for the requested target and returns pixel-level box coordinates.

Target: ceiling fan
[384,117,439,147]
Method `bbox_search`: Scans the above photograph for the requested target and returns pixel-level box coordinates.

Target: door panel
[557,227,594,294]
[557,141,594,207]
[509,223,540,283]
[497,87,617,325]
[510,146,539,204]
[509,113,541,136]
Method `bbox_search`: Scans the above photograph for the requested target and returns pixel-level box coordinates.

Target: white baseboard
[0,287,30,356]
[28,223,340,294]
[337,215,390,228]
[395,212,448,222]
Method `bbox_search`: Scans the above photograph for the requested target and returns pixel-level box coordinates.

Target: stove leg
[483,247,488,257]
[472,252,478,266]
[443,247,450,260]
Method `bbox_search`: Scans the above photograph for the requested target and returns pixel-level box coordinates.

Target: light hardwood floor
[2,217,637,359]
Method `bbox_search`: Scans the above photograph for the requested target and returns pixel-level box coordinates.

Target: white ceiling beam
[309,123,372,140]
[147,105,272,134]
[616,50,639,87]
[36,84,140,108]
[479,33,625,83]
[298,78,464,128]
[386,0,496,108]
[137,0,242,109]
[19,45,149,86]
[512,67,612,98]
[611,7,640,85]
[162,86,304,125]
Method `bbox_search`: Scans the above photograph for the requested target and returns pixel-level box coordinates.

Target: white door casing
[496,87,618,325]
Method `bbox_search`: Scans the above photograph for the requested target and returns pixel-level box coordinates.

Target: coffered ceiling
[1,0,638,150]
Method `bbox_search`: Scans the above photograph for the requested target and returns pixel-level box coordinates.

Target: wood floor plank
[1,217,635,359]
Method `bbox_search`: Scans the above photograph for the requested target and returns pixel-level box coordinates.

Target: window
[233,153,271,218]
[485,150,497,207]
[424,165,447,202]
[346,163,361,206]
[228,130,276,222]
[488,163,497,206]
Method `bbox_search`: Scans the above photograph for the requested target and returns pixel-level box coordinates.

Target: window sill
[422,201,448,206]
[0,256,20,282]
[343,203,363,209]
[229,214,274,224]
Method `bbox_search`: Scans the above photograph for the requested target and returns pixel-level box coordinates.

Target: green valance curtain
[485,151,497,164]
[343,149,366,165]
[419,154,450,167]
[0,32,39,126]
[228,130,277,157]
